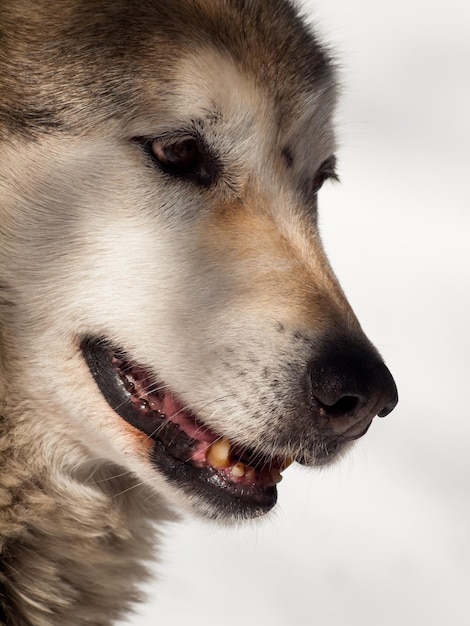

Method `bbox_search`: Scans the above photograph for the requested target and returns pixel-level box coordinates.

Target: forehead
[130,0,336,120]
[0,0,337,139]
[126,2,337,156]
[132,47,336,164]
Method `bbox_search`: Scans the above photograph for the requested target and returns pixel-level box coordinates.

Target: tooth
[206,438,231,469]
[231,463,245,478]
[271,468,283,484]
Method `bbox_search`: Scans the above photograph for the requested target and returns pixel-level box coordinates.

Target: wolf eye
[149,137,217,187]
[312,156,338,194]
[152,138,199,170]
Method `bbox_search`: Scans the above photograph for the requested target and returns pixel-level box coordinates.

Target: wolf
[0,0,398,623]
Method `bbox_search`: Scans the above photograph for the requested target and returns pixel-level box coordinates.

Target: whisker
[111,481,146,499]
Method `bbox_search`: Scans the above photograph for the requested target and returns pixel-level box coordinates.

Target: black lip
[81,337,277,519]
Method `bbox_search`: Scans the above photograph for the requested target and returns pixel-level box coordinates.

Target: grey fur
[0,1,395,624]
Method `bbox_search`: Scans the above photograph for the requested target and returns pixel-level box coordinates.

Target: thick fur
[0,1,394,624]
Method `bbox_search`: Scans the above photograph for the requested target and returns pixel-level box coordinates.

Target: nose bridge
[207,182,363,336]
[261,186,361,333]
[302,242,358,329]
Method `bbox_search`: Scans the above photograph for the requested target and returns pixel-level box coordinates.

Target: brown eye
[152,138,200,171]
[147,136,218,187]
[312,156,338,194]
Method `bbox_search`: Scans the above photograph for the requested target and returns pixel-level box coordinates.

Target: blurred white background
[123,1,470,624]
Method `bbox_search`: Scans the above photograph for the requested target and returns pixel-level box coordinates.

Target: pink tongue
[162,393,217,445]
[162,393,218,466]
[118,356,223,466]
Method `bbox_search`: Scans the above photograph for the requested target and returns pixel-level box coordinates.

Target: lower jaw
[152,439,277,519]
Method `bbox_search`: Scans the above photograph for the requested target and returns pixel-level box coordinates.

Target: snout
[307,340,398,440]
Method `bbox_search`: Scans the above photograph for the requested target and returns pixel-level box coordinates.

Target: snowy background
[123,1,470,625]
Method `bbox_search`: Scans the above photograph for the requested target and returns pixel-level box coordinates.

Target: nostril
[307,340,398,426]
[378,396,398,417]
[317,395,360,419]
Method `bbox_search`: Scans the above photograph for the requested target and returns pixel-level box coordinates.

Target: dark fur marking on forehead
[202,0,335,87]
[281,148,294,168]
[0,0,335,137]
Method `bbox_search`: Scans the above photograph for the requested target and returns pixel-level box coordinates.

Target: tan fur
[0,1,397,624]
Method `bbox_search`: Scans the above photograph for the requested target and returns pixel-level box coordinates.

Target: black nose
[308,342,398,438]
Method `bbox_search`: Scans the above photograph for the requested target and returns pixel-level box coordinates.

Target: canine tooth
[206,438,231,469]
[271,468,283,484]
[231,463,245,478]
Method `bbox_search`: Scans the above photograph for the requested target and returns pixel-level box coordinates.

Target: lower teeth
[231,463,245,478]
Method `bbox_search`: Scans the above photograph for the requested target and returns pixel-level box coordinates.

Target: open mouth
[81,337,291,518]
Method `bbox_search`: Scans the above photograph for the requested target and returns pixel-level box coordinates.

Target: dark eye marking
[312,156,339,194]
[138,136,218,187]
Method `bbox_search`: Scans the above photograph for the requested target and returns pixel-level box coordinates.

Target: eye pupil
[147,136,217,187]
[152,138,199,170]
